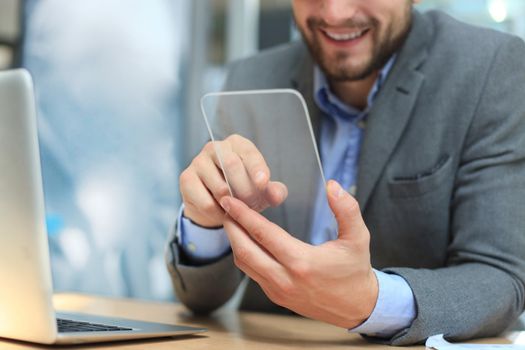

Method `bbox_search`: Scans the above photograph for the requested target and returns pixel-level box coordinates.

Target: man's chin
[317,52,374,81]
[323,64,376,82]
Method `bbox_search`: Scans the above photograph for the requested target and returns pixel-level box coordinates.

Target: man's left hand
[219,180,379,329]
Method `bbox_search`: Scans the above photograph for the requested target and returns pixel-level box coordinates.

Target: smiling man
[296,0,413,98]
[166,0,525,345]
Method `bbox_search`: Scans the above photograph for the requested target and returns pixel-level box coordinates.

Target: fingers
[207,136,284,211]
[181,134,287,228]
[214,146,260,205]
[180,169,224,227]
[193,152,231,201]
[221,196,304,266]
[207,136,269,188]
[326,180,368,240]
[223,217,292,297]
[229,134,271,190]
[265,181,288,207]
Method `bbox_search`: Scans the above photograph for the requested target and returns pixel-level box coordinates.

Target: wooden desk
[0,293,520,349]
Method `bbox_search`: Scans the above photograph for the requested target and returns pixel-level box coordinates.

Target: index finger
[223,134,269,188]
[227,135,287,206]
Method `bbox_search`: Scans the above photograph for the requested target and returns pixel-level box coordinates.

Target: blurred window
[23,0,190,300]
[418,0,525,38]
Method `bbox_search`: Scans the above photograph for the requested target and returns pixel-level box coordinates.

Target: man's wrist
[184,215,223,230]
[348,269,416,338]
[177,205,231,263]
[182,205,223,229]
[351,268,380,328]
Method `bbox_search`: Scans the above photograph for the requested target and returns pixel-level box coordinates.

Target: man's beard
[299,10,412,82]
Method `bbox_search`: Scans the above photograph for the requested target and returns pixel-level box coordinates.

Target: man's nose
[320,0,360,26]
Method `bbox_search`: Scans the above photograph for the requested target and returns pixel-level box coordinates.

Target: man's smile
[318,27,371,49]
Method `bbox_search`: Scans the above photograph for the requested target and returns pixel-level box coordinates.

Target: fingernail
[220,197,230,212]
[279,184,288,201]
[328,181,344,199]
[255,171,267,184]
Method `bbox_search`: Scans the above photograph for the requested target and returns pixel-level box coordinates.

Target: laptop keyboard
[57,318,133,333]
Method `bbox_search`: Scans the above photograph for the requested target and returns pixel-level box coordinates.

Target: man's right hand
[179,134,288,228]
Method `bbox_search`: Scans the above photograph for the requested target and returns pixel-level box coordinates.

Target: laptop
[0,69,206,344]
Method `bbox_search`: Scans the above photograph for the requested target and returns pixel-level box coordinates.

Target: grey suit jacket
[166,10,525,345]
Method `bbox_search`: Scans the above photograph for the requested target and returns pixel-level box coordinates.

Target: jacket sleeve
[165,219,243,314]
[381,36,525,345]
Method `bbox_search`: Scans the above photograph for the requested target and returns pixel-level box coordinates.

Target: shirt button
[186,242,197,253]
[349,186,357,196]
[357,120,366,129]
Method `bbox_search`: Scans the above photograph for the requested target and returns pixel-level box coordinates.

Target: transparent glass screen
[201,89,335,241]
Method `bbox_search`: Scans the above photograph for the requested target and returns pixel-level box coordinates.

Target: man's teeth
[325,30,366,41]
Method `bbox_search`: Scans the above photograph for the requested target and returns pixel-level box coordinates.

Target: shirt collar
[313,55,397,120]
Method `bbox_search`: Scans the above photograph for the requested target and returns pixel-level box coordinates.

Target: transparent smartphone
[200,89,334,242]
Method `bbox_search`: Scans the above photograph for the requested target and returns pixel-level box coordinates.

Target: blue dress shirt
[177,57,416,338]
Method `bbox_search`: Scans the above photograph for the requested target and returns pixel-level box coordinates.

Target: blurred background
[0,0,524,301]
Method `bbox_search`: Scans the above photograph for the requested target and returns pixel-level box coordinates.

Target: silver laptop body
[0,69,205,344]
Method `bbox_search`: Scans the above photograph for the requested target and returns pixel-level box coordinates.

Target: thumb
[326,180,367,240]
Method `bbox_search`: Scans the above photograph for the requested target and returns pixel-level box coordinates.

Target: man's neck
[329,71,379,111]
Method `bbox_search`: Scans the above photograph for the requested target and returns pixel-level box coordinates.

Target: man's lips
[319,27,370,45]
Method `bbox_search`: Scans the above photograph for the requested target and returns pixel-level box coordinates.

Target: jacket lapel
[291,44,322,142]
[356,11,430,210]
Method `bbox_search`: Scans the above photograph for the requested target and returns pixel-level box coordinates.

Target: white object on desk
[426,334,525,350]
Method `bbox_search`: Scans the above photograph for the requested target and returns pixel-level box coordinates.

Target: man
[166,0,525,345]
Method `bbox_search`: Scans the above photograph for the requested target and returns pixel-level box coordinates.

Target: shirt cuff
[348,269,416,338]
[177,205,231,263]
